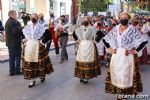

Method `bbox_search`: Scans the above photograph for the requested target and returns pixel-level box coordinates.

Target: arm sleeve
[41,29,52,44]
[11,22,22,35]
[95,30,104,43]
[102,39,110,48]
[136,41,148,52]
[72,31,78,41]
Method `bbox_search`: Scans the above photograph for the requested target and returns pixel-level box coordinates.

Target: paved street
[0,45,150,100]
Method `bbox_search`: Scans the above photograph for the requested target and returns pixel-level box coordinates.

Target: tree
[79,0,113,14]
[128,0,150,12]
[71,0,79,24]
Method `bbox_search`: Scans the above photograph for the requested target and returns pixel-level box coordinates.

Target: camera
[21,12,31,25]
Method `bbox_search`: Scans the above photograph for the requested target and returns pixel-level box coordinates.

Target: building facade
[48,0,72,19]
[24,0,72,20]
[1,0,72,24]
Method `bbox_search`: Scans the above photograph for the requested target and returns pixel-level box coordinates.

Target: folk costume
[73,25,101,83]
[22,23,54,82]
[95,27,105,61]
[141,22,150,64]
[103,24,148,95]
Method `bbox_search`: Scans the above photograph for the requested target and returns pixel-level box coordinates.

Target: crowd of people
[0,10,150,100]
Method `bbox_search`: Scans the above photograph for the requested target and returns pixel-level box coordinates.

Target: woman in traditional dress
[136,22,148,64]
[95,21,105,61]
[73,17,101,83]
[102,12,148,100]
[22,13,54,88]
[141,18,150,64]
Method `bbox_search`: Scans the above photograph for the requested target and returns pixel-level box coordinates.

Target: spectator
[5,10,24,76]
[55,15,70,63]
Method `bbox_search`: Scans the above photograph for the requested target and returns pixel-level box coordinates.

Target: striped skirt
[75,44,101,79]
[22,44,54,80]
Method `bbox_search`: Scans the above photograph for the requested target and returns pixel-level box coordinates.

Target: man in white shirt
[55,15,70,63]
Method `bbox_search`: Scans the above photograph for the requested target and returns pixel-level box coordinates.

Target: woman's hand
[22,39,28,43]
[125,49,137,56]
[76,40,81,44]
[107,48,117,54]
[40,40,45,46]
[94,41,97,44]
[22,39,28,46]
[127,49,137,55]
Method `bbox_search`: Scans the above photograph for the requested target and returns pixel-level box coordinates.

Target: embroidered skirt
[75,44,101,79]
[22,44,54,80]
[139,47,148,64]
[105,55,143,95]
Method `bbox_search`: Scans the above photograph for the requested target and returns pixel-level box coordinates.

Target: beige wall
[25,0,71,19]
[1,0,9,24]
[25,0,31,13]
[34,0,47,16]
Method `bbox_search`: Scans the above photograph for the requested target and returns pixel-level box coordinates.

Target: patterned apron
[110,48,135,89]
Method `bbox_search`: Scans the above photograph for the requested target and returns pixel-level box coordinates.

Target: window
[49,0,53,11]
[60,2,66,15]
[10,0,25,12]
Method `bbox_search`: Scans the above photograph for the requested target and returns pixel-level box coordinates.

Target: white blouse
[22,23,45,40]
[104,24,147,50]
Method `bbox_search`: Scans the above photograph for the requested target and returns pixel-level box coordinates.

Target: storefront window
[10,0,25,12]
[49,0,53,11]
[19,0,25,12]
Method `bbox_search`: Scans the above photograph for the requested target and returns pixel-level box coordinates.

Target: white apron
[24,40,39,62]
[76,40,94,62]
[96,40,105,56]
[110,48,135,89]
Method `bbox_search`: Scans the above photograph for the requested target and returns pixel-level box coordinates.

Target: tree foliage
[129,0,150,12]
[79,0,113,14]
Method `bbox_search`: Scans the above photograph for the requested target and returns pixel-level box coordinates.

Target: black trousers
[8,47,21,74]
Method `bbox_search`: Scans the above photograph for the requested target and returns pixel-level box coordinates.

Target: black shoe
[9,73,15,76]
[80,79,84,83]
[28,81,36,88]
[83,79,88,84]
[41,78,45,83]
